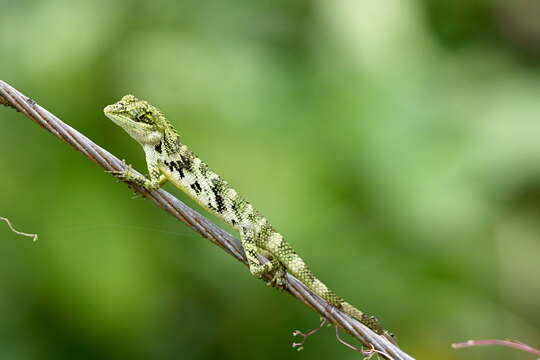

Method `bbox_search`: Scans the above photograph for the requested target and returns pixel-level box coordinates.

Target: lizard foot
[266,266,287,290]
[108,160,133,180]
[382,330,398,346]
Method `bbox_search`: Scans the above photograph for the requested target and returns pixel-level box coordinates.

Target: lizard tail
[341,302,384,333]
[302,272,396,343]
[307,276,385,335]
[269,234,391,340]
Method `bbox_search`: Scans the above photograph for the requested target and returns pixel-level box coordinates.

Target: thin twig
[335,325,393,359]
[452,339,540,357]
[1,217,38,241]
[0,80,414,360]
[292,317,328,351]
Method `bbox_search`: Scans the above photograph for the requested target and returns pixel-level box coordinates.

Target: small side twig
[335,325,393,359]
[1,217,38,241]
[292,317,328,351]
[452,339,540,357]
[0,80,414,360]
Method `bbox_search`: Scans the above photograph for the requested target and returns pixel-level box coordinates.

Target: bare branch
[0,80,414,360]
[1,217,38,241]
[453,338,540,357]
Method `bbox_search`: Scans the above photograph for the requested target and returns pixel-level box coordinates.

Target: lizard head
[104,95,172,146]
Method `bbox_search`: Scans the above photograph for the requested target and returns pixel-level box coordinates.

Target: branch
[0,80,414,360]
[453,339,540,357]
[1,217,39,241]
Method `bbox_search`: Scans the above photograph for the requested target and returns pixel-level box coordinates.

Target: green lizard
[104,95,394,343]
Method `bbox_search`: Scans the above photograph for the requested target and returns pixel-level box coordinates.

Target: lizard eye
[133,111,150,123]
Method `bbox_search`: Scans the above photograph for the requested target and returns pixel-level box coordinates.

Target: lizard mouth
[104,104,124,114]
[104,109,135,130]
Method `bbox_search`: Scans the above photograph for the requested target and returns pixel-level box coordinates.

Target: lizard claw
[266,268,287,290]
[108,160,134,180]
[383,330,398,345]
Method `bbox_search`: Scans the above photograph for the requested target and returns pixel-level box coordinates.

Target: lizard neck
[164,127,181,155]
[152,127,181,157]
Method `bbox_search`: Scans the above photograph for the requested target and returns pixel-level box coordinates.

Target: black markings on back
[174,160,187,178]
[230,197,251,223]
[199,162,209,177]
[164,159,190,178]
[180,154,192,171]
[231,201,240,215]
[164,160,175,172]
[177,166,185,178]
[215,194,226,213]
[210,179,227,213]
[246,247,258,258]
[190,181,202,194]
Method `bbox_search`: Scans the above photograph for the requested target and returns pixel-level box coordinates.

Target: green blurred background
[1,1,540,359]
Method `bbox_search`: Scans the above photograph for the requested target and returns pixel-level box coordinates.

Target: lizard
[104,94,395,343]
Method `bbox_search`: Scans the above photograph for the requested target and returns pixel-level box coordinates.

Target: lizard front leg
[111,160,167,190]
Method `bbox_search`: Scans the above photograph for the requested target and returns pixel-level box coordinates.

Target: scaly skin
[104,95,394,343]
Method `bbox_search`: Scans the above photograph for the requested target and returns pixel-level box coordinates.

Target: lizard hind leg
[258,248,288,289]
[267,261,287,289]
[239,225,287,289]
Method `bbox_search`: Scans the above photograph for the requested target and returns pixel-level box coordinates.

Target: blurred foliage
[1,1,540,359]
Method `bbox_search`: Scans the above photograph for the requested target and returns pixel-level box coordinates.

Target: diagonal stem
[453,339,540,357]
[0,79,415,360]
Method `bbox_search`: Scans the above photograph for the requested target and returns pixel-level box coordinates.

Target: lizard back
[156,140,376,330]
